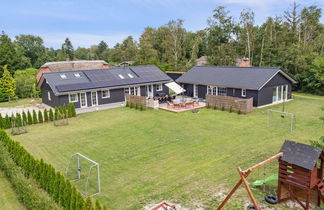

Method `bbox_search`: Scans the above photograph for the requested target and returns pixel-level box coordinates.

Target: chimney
[237,58,251,67]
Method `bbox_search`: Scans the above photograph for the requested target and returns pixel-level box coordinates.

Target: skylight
[118,74,125,79]
[60,74,67,79]
[127,73,134,78]
[74,73,81,78]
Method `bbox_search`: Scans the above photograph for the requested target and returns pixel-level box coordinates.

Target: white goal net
[65,153,100,197]
[267,109,296,132]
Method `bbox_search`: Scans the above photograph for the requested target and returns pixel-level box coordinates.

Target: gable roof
[39,65,171,95]
[176,66,297,90]
[279,140,323,170]
[40,60,108,72]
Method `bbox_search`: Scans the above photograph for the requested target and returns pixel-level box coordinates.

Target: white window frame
[48,91,51,101]
[60,74,67,79]
[91,91,98,106]
[241,89,246,97]
[156,84,163,91]
[102,90,110,99]
[69,93,78,103]
[193,84,198,98]
[217,87,227,96]
[127,73,134,78]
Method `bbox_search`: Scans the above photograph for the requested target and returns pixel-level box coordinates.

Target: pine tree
[77,193,85,210]
[70,187,77,210]
[22,111,27,126]
[103,205,108,210]
[85,196,94,210]
[95,200,102,210]
[0,114,3,129]
[4,114,10,128]
[15,113,22,127]
[54,107,59,120]
[44,109,49,122]
[68,103,72,118]
[64,180,72,209]
[0,65,16,101]
[27,110,33,125]
[71,103,76,117]
[32,110,38,124]
[49,109,54,121]
[63,104,67,118]
[38,110,43,123]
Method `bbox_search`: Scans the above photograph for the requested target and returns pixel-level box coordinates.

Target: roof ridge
[194,65,280,69]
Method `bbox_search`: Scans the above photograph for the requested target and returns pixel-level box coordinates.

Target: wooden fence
[125,94,147,107]
[206,94,253,114]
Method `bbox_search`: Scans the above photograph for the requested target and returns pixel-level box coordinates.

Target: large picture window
[272,85,288,103]
[207,86,227,96]
[69,93,78,103]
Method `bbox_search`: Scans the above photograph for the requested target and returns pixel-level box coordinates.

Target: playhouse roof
[279,140,322,170]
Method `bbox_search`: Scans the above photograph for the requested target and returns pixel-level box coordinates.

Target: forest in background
[0,3,323,94]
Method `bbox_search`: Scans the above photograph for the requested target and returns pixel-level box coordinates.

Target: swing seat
[252,174,278,187]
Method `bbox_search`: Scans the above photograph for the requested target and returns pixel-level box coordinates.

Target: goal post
[66,153,100,197]
[267,109,296,132]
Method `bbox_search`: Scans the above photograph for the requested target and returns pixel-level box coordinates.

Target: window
[60,74,67,79]
[127,73,134,78]
[207,86,227,96]
[69,93,78,103]
[241,89,246,97]
[102,90,110,98]
[217,87,227,96]
[118,74,125,79]
[48,92,51,101]
[74,73,81,78]
[156,84,163,91]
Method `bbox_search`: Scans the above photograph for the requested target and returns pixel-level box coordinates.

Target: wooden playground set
[217,140,324,210]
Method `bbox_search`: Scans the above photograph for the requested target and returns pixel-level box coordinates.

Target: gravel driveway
[0,104,52,117]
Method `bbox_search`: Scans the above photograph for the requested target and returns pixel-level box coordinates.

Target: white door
[91,92,98,106]
[193,84,198,98]
[147,85,153,98]
[80,93,87,108]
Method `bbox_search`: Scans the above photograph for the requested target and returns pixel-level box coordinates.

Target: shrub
[49,109,54,121]
[130,102,134,108]
[238,109,242,115]
[54,108,59,120]
[44,109,49,122]
[4,114,10,129]
[206,103,210,109]
[38,110,43,123]
[62,105,67,118]
[135,103,138,109]
[0,114,3,129]
[15,113,22,127]
[68,103,76,117]
[22,111,27,125]
[221,105,225,111]
[140,105,144,111]
[126,101,129,107]
[95,199,102,210]
[85,196,94,210]
[213,104,218,110]
[32,110,38,124]
[27,111,33,125]
[229,105,233,113]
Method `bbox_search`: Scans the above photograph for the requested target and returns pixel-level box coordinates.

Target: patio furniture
[167,101,174,108]
[185,101,194,107]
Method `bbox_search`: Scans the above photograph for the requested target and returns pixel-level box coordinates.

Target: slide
[252,174,278,187]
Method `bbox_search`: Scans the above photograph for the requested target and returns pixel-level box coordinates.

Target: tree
[61,38,74,60]
[44,109,49,122]
[15,35,45,67]
[239,9,255,63]
[38,110,43,123]
[32,110,38,124]
[27,110,33,125]
[49,109,54,121]
[85,196,94,210]
[0,65,16,102]
[22,111,27,125]
[136,27,159,64]
[95,199,102,210]
[14,68,37,98]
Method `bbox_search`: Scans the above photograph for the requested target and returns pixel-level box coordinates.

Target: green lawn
[0,98,41,108]
[0,171,24,210]
[11,94,324,209]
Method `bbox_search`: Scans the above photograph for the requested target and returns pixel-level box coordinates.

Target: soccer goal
[267,109,296,132]
[65,153,100,197]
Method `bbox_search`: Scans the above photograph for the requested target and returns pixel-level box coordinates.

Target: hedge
[0,142,61,210]
[0,103,77,129]
[0,127,106,209]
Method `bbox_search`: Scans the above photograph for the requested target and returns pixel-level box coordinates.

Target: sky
[1,0,323,49]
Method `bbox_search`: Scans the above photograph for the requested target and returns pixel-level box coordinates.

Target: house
[36,60,109,82]
[176,66,297,107]
[38,65,172,108]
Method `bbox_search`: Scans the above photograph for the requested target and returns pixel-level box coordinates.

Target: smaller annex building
[38,65,172,108]
[176,66,297,107]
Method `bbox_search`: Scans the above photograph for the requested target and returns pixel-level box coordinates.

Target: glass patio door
[193,84,198,98]
[147,85,153,98]
[91,92,98,106]
[80,92,87,108]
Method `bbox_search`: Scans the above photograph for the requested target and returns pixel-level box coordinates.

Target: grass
[0,98,41,108]
[0,171,24,209]
[10,93,324,209]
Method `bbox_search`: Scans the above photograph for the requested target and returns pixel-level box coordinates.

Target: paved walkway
[76,102,125,114]
[0,104,52,117]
